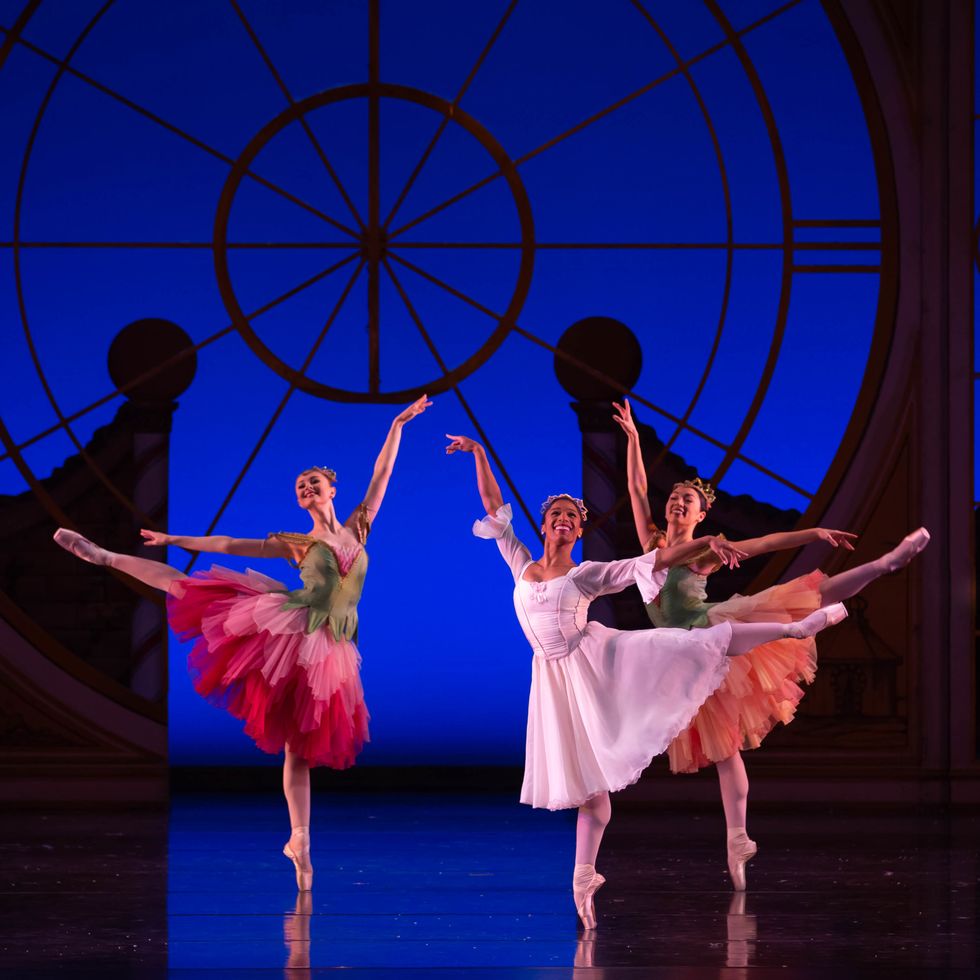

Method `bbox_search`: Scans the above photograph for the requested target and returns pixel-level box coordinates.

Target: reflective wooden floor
[3,792,978,976]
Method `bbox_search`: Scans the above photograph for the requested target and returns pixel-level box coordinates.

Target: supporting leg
[575,792,611,866]
[820,528,930,605]
[282,747,313,891]
[717,753,757,891]
[574,792,610,930]
[716,753,748,831]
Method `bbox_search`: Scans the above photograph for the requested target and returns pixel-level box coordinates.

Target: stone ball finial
[554,316,642,401]
[108,319,197,404]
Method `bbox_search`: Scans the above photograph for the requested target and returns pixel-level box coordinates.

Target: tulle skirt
[522,620,733,810]
[666,570,825,774]
[168,566,370,768]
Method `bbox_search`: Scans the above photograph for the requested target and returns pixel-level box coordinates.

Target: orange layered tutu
[168,566,370,768]
[667,570,825,773]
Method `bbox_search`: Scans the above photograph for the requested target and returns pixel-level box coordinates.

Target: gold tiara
[540,493,588,522]
[674,476,715,508]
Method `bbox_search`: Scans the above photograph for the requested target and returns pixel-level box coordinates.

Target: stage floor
[4,792,978,976]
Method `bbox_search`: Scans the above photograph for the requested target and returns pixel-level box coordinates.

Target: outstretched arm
[357,395,432,520]
[730,528,857,559]
[612,399,655,548]
[574,538,746,602]
[655,535,747,570]
[140,530,290,559]
[445,434,504,514]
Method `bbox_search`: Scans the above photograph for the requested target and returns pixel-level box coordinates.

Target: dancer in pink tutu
[53,395,431,891]
[446,433,848,929]
[612,398,930,891]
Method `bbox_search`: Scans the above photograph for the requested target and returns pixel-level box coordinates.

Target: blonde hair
[300,466,337,483]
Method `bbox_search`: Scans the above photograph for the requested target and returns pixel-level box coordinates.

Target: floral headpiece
[673,476,715,509]
[540,493,588,523]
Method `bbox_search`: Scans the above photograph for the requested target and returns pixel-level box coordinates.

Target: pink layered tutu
[667,570,825,773]
[168,566,369,768]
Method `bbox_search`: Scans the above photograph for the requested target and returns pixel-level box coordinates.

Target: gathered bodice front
[646,564,712,631]
[473,504,667,660]
[273,533,368,639]
[514,570,593,660]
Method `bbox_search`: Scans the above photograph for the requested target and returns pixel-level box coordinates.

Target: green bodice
[273,533,368,640]
[645,564,712,630]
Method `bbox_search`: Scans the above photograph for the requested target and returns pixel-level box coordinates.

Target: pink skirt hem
[666,570,825,774]
[168,566,370,769]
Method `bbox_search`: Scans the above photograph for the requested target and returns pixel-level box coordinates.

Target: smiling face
[540,497,584,545]
[295,469,336,510]
[664,484,707,531]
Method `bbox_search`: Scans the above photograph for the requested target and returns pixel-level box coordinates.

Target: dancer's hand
[393,394,432,426]
[140,528,171,547]
[709,536,748,569]
[814,528,857,551]
[611,399,639,440]
[445,434,481,455]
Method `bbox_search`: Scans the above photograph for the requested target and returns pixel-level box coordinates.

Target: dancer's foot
[283,826,313,891]
[726,831,757,892]
[880,527,930,574]
[572,863,605,930]
[53,528,110,566]
[785,602,848,639]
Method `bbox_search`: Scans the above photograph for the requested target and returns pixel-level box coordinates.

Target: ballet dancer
[612,398,930,890]
[446,433,848,929]
[54,395,432,891]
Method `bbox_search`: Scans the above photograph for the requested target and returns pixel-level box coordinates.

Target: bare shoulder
[269,531,314,562]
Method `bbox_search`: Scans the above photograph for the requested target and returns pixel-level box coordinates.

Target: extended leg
[726,603,847,656]
[282,747,313,891]
[717,753,756,891]
[820,528,930,605]
[54,528,185,592]
[574,792,610,929]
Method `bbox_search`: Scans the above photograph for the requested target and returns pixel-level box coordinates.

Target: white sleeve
[570,548,667,602]
[472,503,533,582]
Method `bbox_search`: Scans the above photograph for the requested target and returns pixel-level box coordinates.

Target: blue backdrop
[0,0,882,764]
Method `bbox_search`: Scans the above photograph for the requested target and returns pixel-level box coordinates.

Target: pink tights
[575,792,611,866]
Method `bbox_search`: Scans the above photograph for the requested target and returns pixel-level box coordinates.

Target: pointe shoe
[53,528,109,566]
[572,863,605,930]
[882,527,931,573]
[727,832,757,892]
[785,602,848,639]
[283,827,313,891]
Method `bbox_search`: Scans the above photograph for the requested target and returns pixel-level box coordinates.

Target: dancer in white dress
[446,434,848,929]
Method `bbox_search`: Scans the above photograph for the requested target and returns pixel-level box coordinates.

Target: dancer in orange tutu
[612,399,929,890]
[53,395,431,891]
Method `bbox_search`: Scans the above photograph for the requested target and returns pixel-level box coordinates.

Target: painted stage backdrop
[0,0,886,765]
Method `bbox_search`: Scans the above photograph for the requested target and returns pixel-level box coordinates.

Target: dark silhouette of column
[554,317,642,626]
[107,319,197,702]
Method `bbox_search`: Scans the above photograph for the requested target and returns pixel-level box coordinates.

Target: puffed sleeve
[570,549,667,602]
[472,503,532,582]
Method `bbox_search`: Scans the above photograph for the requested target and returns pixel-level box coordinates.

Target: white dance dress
[475,505,735,810]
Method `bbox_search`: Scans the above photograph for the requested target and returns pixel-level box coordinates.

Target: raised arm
[730,528,857,559]
[445,435,504,515]
[612,399,655,547]
[356,395,432,520]
[140,529,290,559]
